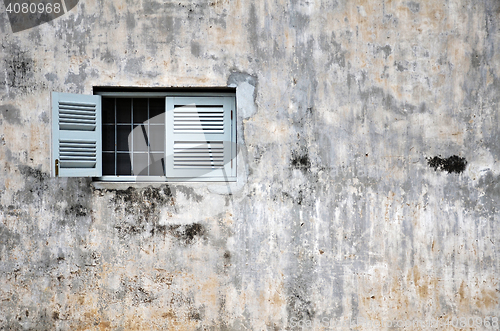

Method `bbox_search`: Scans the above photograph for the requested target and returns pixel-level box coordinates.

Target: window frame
[94,90,237,183]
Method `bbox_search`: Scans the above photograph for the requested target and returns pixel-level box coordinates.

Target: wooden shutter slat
[166,96,235,179]
[52,92,102,177]
[59,101,97,107]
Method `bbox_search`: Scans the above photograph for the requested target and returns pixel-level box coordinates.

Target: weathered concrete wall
[1,0,500,329]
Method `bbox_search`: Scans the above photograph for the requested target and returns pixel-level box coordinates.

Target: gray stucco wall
[1,0,499,329]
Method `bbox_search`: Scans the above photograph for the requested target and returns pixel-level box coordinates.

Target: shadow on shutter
[166,96,236,180]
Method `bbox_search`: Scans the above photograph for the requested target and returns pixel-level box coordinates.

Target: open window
[51,90,237,182]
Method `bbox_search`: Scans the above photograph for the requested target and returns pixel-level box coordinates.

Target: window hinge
[55,159,59,177]
[231,110,233,120]
[231,159,233,168]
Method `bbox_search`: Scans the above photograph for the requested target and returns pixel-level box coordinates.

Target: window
[51,90,237,182]
[101,97,166,177]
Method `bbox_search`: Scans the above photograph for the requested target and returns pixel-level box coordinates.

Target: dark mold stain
[144,186,173,203]
[427,155,467,174]
[154,271,173,286]
[295,190,304,205]
[15,165,50,210]
[102,185,174,240]
[108,186,208,245]
[184,223,204,242]
[114,222,144,238]
[281,190,306,206]
[133,287,154,305]
[290,151,311,172]
[6,57,34,87]
[166,223,206,245]
[119,275,156,306]
[278,185,316,207]
[16,165,50,203]
[18,165,49,182]
[287,286,315,322]
[11,166,93,253]
[189,308,203,321]
[111,186,172,213]
[115,218,206,245]
[110,186,174,239]
[82,251,100,267]
[65,204,89,217]
[5,205,21,216]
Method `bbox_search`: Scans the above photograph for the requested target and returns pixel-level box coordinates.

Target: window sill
[91,177,237,190]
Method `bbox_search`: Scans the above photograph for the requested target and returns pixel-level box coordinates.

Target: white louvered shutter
[166,96,236,180]
[52,92,102,177]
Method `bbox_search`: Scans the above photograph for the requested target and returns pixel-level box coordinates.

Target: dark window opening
[102,97,166,176]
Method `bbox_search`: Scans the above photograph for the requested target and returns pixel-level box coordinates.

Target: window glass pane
[132,124,149,152]
[116,153,131,175]
[149,125,165,152]
[102,125,115,152]
[102,153,115,175]
[133,98,148,123]
[150,153,165,176]
[133,153,149,176]
[116,98,131,123]
[117,125,131,151]
[149,98,165,124]
[102,98,115,124]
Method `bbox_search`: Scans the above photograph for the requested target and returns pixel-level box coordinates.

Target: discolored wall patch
[427,155,467,174]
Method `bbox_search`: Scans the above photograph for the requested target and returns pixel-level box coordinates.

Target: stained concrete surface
[0,0,500,329]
